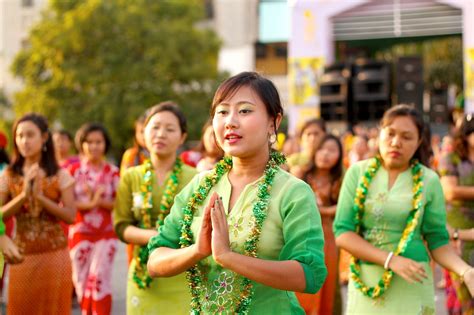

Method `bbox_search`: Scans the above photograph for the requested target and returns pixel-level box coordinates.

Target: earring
[269,133,277,144]
[42,144,47,152]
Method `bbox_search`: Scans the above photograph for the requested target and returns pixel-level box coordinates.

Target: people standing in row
[295,134,344,315]
[147,72,327,313]
[114,102,197,314]
[438,114,474,314]
[0,113,76,315]
[68,123,119,315]
[334,105,474,314]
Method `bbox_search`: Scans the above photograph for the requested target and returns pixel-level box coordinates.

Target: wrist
[384,251,395,270]
[190,244,208,261]
[460,266,473,283]
[453,228,459,241]
[215,250,234,268]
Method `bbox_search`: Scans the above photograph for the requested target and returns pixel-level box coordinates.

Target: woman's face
[466,132,474,149]
[144,111,186,158]
[53,133,72,156]
[301,123,325,153]
[82,131,106,162]
[15,121,45,159]
[213,85,278,159]
[379,116,420,170]
[202,125,220,157]
[315,139,340,170]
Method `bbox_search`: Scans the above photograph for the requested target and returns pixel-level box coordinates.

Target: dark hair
[303,134,344,185]
[211,72,283,135]
[9,113,59,177]
[299,118,326,139]
[75,122,111,154]
[144,101,187,134]
[380,104,430,166]
[454,114,474,160]
[53,129,73,142]
[0,148,9,165]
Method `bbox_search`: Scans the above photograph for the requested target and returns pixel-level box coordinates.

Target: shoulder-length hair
[9,113,59,177]
[303,134,344,184]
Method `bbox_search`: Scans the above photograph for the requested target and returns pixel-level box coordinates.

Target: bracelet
[453,228,459,241]
[384,251,394,270]
[460,267,472,283]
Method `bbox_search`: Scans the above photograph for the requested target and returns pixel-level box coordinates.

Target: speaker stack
[352,59,391,122]
[319,63,352,122]
[396,57,423,113]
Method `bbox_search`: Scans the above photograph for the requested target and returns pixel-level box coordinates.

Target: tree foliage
[12,0,224,158]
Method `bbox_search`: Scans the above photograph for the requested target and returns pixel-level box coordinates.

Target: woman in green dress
[147,72,327,314]
[113,102,197,314]
[334,104,474,314]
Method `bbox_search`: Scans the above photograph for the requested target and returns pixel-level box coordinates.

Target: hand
[0,235,24,264]
[93,185,106,206]
[388,255,428,284]
[211,195,231,266]
[23,163,40,194]
[463,267,474,297]
[193,192,217,260]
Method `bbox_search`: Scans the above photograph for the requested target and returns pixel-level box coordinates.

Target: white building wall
[0,0,46,98]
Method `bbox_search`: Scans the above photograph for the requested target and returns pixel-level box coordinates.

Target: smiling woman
[334,104,474,314]
[113,102,197,314]
[147,72,327,314]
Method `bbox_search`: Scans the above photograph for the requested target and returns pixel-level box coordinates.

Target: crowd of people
[0,71,473,314]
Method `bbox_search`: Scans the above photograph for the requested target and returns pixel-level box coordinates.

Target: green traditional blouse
[334,159,449,263]
[114,163,197,243]
[113,163,197,314]
[149,168,327,314]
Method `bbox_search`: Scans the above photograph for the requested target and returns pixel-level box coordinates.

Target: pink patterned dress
[68,161,119,315]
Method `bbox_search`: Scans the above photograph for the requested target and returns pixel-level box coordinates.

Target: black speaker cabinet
[396,57,423,112]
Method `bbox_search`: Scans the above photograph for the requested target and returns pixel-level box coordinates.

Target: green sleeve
[421,169,450,250]
[147,174,201,253]
[278,180,327,294]
[113,168,136,243]
[333,162,362,237]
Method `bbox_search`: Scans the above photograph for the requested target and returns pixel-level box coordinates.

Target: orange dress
[0,169,74,315]
[296,177,342,315]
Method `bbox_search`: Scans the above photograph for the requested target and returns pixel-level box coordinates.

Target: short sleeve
[278,181,327,294]
[58,169,75,190]
[421,170,450,250]
[113,169,136,242]
[147,174,201,253]
[438,153,459,177]
[333,163,362,237]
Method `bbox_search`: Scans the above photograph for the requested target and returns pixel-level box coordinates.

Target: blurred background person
[114,102,196,314]
[53,129,80,169]
[0,131,9,174]
[195,121,224,172]
[287,118,326,174]
[438,114,474,314]
[119,113,150,265]
[68,123,119,315]
[120,113,149,175]
[295,134,344,315]
[0,113,76,315]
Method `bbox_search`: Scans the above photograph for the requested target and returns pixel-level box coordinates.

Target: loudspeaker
[396,57,423,112]
[430,88,448,123]
[352,59,391,121]
[319,63,352,121]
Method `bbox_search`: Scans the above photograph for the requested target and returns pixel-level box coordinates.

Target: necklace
[132,158,183,289]
[350,156,424,299]
[175,151,285,314]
